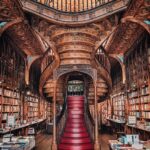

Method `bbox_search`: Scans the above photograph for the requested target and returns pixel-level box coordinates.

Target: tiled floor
[35,132,116,150]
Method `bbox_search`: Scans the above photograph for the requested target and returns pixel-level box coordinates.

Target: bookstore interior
[0,0,150,150]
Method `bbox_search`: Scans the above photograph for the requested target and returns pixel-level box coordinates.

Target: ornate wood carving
[0,0,44,56]
[122,0,150,33]
[106,0,149,54]
[33,16,116,96]
[53,65,97,81]
[0,18,22,36]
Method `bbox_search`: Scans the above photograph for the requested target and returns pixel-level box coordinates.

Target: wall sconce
[131,83,137,90]
[0,79,4,85]
[25,85,31,95]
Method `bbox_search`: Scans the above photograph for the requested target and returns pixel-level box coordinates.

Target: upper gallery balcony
[20,0,130,25]
[30,0,117,13]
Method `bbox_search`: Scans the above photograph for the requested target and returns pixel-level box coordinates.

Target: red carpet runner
[58,96,94,150]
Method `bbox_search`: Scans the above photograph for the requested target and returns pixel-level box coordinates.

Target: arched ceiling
[0,0,44,56]
[105,0,149,54]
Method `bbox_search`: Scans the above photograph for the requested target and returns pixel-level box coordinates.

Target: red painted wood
[58,96,94,150]
[58,144,94,150]
[63,132,89,138]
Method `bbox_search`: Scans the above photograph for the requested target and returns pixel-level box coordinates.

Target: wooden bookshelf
[140,86,150,119]
[100,100,111,123]
[39,98,47,119]
[126,34,150,122]
[0,87,21,128]
[46,101,53,123]
[125,34,150,140]
[112,93,125,121]
[24,95,39,123]
[128,89,141,118]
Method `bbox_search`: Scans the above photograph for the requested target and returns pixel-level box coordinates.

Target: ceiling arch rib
[0,0,44,56]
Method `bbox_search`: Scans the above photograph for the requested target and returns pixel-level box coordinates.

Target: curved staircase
[58,95,94,150]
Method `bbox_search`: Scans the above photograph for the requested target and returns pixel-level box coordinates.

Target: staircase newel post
[94,79,100,150]
[52,80,57,150]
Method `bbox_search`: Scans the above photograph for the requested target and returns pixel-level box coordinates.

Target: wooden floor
[35,132,116,150]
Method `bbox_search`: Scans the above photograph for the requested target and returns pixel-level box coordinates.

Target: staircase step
[68,102,84,105]
[68,103,84,105]
[68,115,83,119]
[58,143,94,150]
[68,96,84,98]
[66,121,85,125]
[68,110,84,115]
[67,120,84,124]
[63,132,89,138]
[68,101,84,104]
[68,97,84,101]
[68,105,84,108]
[66,124,85,128]
[68,99,84,102]
[60,138,91,144]
[65,127,87,133]
[67,117,84,120]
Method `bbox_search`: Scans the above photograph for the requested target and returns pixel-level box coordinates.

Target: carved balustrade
[29,0,114,13]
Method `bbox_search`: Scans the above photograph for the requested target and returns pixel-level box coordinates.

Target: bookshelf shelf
[46,100,53,123]
[112,93,126,121]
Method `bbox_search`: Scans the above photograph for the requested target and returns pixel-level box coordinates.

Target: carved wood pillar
[94,79,100,150]
[52,80,57,150]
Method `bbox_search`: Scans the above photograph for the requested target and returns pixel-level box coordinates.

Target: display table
[126,124,150,133]
[0,119,46,135]
[0,136,35,150]
[107,118,126,135]
[109,140,132,150]
[107,118,125,124]
[109,140,150,150]
[126,124,150,140]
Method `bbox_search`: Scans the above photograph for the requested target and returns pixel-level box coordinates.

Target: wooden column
[94,81,100,150]
[0,85,4,128]
[52,80,57,150]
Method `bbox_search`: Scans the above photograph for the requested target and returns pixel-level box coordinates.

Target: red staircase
[58,96,94,150]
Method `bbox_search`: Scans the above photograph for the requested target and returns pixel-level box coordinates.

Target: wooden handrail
[84,95,95,142]
[56,93,67,144]
[41,48,55,73]
[36,27,60,96]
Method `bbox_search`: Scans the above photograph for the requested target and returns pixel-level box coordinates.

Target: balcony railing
[41,49,55,73]
[95,46,111,73]
[32,0,115,13]
[21,0,129,25]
